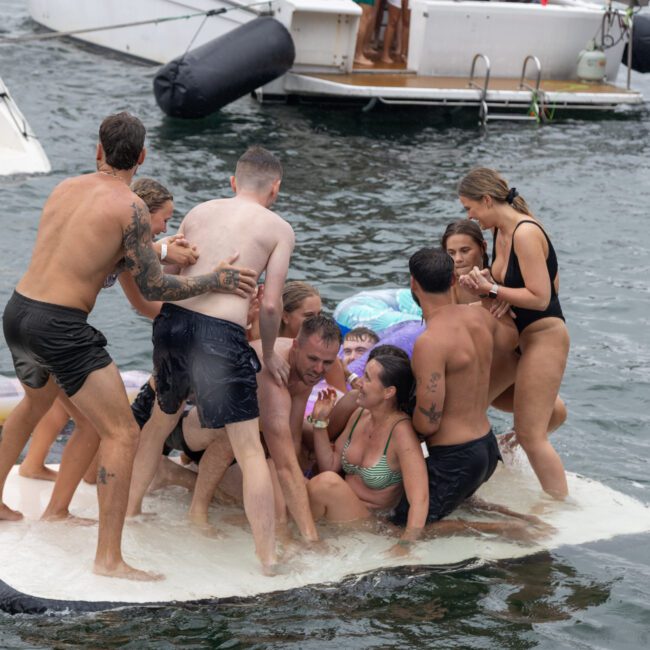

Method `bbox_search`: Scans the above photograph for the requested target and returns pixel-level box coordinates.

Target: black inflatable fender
[154,17,295,118]
[623,14,650,73]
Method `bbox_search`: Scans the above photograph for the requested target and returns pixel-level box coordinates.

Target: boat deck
[280,69,643,116]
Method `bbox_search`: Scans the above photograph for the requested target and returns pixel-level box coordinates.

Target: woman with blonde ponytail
[457,167,569,499]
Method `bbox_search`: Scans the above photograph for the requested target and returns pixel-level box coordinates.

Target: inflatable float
[306,289,423,413]
[0,370,151,426]
[1,453,649,614]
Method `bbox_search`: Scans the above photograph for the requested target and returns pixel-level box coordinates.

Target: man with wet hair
[0,112,255,581]
[126,145,294,573]
[400,247,516,525]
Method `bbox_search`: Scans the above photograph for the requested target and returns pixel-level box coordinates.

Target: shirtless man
[0,112,255,580]
[145,314,341,541]
[400,247,519,524]
[126,146,295,573]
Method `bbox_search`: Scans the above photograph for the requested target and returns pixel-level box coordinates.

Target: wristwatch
[488,283,499,299]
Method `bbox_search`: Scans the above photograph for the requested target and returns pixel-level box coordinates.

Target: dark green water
[1,1,650,647]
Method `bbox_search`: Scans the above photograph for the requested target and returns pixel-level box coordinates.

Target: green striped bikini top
[341,410,407,491]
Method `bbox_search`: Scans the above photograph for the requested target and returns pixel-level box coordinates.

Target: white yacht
[0,76,50,176]
[27,0,643,121]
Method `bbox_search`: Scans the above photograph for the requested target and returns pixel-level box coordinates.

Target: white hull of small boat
[1,454,649,613]
[0,77,50,176]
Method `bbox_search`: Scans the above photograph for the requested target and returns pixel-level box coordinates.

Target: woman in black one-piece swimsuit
[456,168,570,500]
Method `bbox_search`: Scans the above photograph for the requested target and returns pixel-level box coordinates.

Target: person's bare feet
[354,54,374,67]
[188,511,223,539]
[19,464,58,481]
[94,560,163,581]
[0,503,23,521]
[41,510,96,526]
[380,55,395,65]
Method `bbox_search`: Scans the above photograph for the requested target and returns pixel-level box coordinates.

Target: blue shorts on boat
[152,303,261,429]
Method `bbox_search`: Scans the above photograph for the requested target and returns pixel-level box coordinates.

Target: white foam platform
[2,456,649,612]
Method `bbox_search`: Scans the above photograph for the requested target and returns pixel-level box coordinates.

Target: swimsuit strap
[512,219,543,237]
[383,416,410,454]
[346,409,365,443]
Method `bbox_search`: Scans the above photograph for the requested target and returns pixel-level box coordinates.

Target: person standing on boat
[457,168,570,499]
[126,146,294,574]
[396,247,512,524]
[0,112,256,581]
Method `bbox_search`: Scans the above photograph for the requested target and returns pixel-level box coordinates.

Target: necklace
[97,169,118,177]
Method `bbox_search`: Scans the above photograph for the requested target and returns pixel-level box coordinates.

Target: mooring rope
[0,2,274,46]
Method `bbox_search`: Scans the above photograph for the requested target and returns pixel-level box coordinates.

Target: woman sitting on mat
[307,353,428,546]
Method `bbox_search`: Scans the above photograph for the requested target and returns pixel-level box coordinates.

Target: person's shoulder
[393,416,416,439]
[263,208,295,238]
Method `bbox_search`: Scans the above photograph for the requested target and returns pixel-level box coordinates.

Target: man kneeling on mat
[134,315,341,547]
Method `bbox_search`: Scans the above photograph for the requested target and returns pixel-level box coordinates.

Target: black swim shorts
[131,380,156,429]
[392,429,502,526]
[2,291,112,397]
[163,412,203,464]
[152,303,261,429]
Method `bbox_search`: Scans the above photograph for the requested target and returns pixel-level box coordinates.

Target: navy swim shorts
[152,303,261,429]
[3,291,112,397]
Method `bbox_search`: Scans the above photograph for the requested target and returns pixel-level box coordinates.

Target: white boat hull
[27,0,639,112]
[0,77,50,176]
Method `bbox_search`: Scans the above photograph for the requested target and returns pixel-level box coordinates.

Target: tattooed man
[392,247,518,525]
[0,112,255,581]
[126,146,295,574]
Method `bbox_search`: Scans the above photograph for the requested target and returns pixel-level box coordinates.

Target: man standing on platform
[0,112,255,580]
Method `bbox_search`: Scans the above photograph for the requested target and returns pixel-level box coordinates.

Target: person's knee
[232,435,265,468]
[515,431,547,457]
[309,471,342,492]
[106,419,140,452]
[548,398,567,432]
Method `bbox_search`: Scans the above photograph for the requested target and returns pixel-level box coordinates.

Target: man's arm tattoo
[123,202,225,301]
[427,372,441,393]
[418,402,443,425]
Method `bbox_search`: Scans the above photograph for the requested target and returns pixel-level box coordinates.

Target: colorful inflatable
[0,370,151,426]
[305,289,425,414]
[333,288,422,335]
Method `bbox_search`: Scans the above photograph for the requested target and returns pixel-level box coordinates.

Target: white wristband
[348,372,359,385]
[160,242,168,262]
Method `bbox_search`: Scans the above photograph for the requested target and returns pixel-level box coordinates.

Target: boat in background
[0,76,50,176]
[27,0,644,122]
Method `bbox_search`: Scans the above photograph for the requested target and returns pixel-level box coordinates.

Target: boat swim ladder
[469,53,547,125]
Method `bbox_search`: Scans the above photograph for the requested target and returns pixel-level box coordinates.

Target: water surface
[1,1,649,647]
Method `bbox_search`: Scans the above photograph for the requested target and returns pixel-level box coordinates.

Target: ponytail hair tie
[506,187,519,205]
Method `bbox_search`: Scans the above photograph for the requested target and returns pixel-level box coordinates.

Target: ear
[96,143,103,163]
[138,147,146,166]
[230,176,237,193]
[282,311,290,326]
[384,384,397,402]
[483,195,492,208]
[410,276,422,293]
